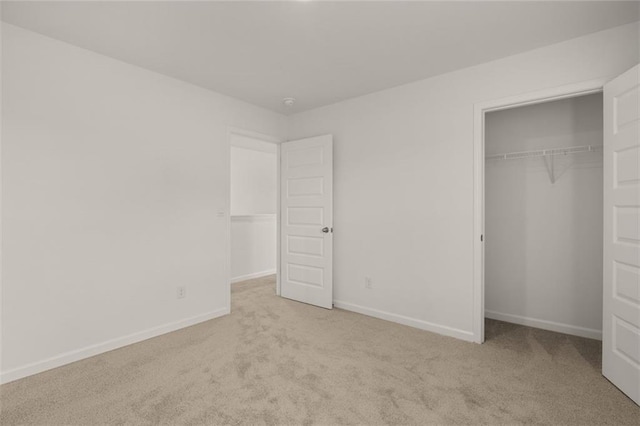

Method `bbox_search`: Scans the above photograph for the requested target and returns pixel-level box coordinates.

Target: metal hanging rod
[485,145,602,162]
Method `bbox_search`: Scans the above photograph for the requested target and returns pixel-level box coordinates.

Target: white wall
[230,140,277,216]
[231,216,277,282]
[288,22,640,341]
[485,94,603,339]
[230,137,277,282]
[0,24,287,383]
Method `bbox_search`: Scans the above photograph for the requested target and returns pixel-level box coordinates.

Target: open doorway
[228,129,281,296]
[483,92,604,341]
[472,79,608,344]
[472,66,640,405]
[227,131,334,310]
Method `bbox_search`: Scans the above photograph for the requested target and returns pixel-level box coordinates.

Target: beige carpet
[1,275,638,425]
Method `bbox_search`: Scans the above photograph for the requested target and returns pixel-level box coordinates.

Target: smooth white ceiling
[2,1,639,114]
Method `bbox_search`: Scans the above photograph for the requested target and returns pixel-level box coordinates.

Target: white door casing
[473,78,608,344]
[280,135,333,309]
[603,64,640,405]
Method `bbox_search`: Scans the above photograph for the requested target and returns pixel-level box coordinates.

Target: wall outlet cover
[177,286,186,299]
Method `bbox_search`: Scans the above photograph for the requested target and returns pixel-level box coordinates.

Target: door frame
[472,77,610,344]
[227,127,284,308]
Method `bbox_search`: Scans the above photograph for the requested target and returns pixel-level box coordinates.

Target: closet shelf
[486,144,602,184]
[485,145,602,161]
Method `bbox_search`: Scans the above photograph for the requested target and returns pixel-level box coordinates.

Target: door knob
[322,227,330,233]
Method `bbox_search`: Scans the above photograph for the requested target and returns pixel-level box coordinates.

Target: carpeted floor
[1,275,638,425]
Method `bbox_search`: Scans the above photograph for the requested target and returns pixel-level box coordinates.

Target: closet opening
[228,128,281,304]
[482,92,604,343]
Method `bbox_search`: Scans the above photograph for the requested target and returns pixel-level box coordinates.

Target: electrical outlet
[177,286,186,299]
[364,277,373,289]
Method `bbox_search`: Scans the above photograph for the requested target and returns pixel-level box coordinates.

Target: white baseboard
[231,269,276,283]
[333,300,475,342]
[485,310,602,340]
[0,307,230,385]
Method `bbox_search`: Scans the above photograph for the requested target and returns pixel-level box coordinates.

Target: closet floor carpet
[1,275,638,425]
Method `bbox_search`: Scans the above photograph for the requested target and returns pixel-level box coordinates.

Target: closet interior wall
[485,93,604,339]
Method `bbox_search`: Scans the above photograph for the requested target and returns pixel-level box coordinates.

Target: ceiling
[2,1,639,115]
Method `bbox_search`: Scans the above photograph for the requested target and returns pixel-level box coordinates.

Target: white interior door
[603,64,640,405]
[280,135,333,309]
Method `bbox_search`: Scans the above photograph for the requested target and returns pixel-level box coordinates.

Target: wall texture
[288,22,639,340]
[485,94,603,339]
[230,140,277,282]
[1,24,287,382]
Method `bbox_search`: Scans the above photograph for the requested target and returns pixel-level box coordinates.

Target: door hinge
[481,234,484,242]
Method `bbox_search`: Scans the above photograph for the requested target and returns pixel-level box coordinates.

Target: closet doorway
[484,93,604,340]
[228,128,282,295]
[473,65,640,405]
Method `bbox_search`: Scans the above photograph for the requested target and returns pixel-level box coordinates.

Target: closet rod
[485,145,602,161]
